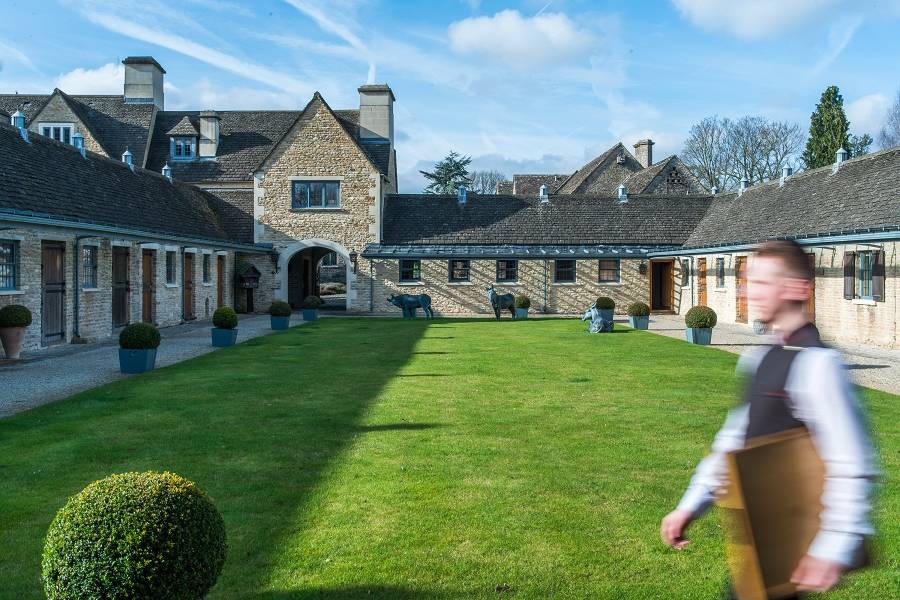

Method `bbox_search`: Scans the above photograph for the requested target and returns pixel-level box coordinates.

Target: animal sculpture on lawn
[581,302,614,333]
[486,285,516,320]
[387,293,434,318]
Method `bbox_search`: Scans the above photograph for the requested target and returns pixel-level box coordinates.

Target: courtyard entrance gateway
[41,241,66,345]
[286,246,349,310]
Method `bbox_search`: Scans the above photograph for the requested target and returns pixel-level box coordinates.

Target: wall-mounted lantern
[349,251,359,274]
[639,261,648,275]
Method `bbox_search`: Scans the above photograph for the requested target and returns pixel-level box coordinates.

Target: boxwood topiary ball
[514,294,531,309]
[42,471,226,600]
[685,305,718,329]
[595,296,615,310]
[301,295,323,309]
[0,304,32,328]
[118,323,161,350]
[212,306,238,330]
[627,301,650,317]
[268,300,292,317]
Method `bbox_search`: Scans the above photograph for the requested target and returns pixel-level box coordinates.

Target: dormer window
[39,123,74,145]
[172,137,196,160]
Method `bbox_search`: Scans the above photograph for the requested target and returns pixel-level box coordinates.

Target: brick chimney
[633,139,654,168]
[123,56,165,110]
[358,84,395,147]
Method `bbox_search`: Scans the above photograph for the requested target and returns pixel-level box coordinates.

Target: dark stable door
[112,247,130,327]
[41,242,66,344]
[217,255,225,308]
[183,253,195,320]
[697,258,707,306]
[142,250,154,323]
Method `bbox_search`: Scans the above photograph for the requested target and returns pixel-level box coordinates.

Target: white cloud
[54,62,123,94]
[165,79,299,110]
[809,15,863,75]
[448,10,595,68]
[847,93,891,135]
[284,0,375,82]
[0,38,40,74]
[671,0,843,39]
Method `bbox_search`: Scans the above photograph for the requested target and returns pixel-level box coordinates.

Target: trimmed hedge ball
[42,471,226,600]
[0,304,32,328]
[118,323,161,350]
[514,295,531,309]
[595,296,615,310]
[268,300,292,317]
[685,305,718,329]
[627,302,650,317]
[212,306,238,330]
[302,295,323,309]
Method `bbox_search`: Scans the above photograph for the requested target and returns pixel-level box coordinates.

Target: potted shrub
[118,323,161,374]
[268,300,292,330]
[42,471,226,599]
[685,305,717,345]
[514,295,531,320]
[627,301,651,330]
[210,306,238,347]
[301,295,323,321]
[596,296,615,322]
[0,304,32,360]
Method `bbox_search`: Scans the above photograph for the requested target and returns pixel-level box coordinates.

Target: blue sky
[2,0,899,192]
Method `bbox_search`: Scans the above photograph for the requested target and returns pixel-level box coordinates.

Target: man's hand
[660,509,695,549]
[791,555,845,593]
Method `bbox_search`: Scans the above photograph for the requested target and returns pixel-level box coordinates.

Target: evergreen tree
[420,151,472,194]
[802,86,850,169]
[848,133,873,157]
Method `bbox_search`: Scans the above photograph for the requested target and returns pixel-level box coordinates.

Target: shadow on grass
[256,586,450,599]
[0,318,431,598]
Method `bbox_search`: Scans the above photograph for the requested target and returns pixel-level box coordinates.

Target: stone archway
[276,239,356,310]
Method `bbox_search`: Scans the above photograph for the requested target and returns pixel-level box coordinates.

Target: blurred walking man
[660,240,878,597]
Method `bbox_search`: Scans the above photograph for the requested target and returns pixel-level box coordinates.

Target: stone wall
[28,94,106,157]
[673,242,899,348]
[255,98,380,312]
[0,224,244,353]
[369,258,650,316]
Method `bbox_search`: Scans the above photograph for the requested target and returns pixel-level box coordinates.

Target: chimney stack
[832,147,849,173]
[358,84,395,148]
[198,110,221,157]
[123,56,165,110]
[633,139,654,168]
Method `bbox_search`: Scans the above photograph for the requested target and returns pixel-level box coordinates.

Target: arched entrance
[276,239,355,311]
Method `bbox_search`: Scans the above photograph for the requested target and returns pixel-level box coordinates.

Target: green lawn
[0,318,896,599]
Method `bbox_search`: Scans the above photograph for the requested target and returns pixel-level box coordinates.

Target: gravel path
[644,314,900,395]
[0,315,305,419]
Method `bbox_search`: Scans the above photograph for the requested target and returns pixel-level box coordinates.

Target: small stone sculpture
[486,285,516,320]
[581,302,614,333]
[387,293,434,318]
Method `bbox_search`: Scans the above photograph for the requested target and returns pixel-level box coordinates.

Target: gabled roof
[166,116,199,136]
[682,147,900,248]
[381,193,713,247]
[0,94,51,123]
[621,155,706,194]
[0,121,236,243]
[555,143,643,194]
[145,110,302,182]
[512,174,569,194]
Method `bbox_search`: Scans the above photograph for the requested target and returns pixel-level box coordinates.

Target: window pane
[599,259,619,282]
[63,128,71,145]
[43,127,51,137]
[0,242,15,289]
[53,127,61,141]
[166,252,176,284]
[555,260,576,282]
[309,182,324,207]
[450,259,469,282]
[324,182,340,207]
[400,259,420,281]
[497,260,517,282]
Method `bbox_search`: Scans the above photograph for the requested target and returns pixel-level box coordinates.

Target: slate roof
[621,155,706,195]
[203,188,254,244]
[555,143,643,194]
[145,110,301,182]
[334,108,393,180]
[496,181,513,194]
[683,147,900,248]
[0,92,156,167]
[512,174,569,194]
[0,122,241,244]
[381,193,713,247]
[166,116,199,136]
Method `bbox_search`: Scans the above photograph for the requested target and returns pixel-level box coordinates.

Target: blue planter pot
[211,328,238,347]
[599,309,614,322]
[119,348,157,374]
[302,309,318,321]
[628,315,649,330]
[270,315,290,330]
[514,308,529,320]
[685,327,713,345]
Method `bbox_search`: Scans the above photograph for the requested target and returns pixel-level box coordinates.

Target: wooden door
[806,253,816,323]
[216,255,225,308]
[41,242,66,345]
[183,253,195,320]
[650,260,674,311]
[141,250,155,323]
[736,256,748,324]
[697,258,708,306]
[112,247,130,327]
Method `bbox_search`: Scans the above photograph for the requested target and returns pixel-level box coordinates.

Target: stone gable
[30,94,106,158]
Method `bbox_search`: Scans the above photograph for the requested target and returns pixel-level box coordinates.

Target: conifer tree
[802,86,851,169]
[420,151,472,194]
